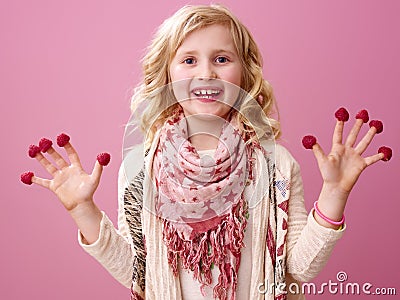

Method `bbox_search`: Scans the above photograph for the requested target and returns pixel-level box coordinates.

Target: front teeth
[193,89,220,97]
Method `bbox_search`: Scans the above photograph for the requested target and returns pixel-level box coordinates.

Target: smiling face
[169,24,243,120]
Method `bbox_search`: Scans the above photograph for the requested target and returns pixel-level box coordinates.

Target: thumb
[312,142,327,166]
[91,152,111,181]
[91,160,104,182]
[302,135,326,165]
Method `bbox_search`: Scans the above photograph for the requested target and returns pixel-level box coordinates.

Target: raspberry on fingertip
[335,107,350,122]
[39,138,53,152]
[369,120,383,134]
[378,146,392,161]
[97,152,111,166]
[355,109,369,123]
[21,171,34,185]
[57,133,70,147]
[28,145,41,158]
[302,135,317,149]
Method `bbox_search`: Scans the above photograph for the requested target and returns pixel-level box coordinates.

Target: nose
[197,62,217,80]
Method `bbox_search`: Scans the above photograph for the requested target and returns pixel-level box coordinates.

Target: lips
[191,86,223,102]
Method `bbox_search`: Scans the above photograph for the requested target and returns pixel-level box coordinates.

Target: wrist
[321,183,350,200]
[69,200,101,223]
[315,184,348,229]
[313,201,345,228]
[69,200,103,244]
[319,183,348,210]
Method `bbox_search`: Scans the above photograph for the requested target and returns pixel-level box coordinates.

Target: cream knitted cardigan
[79,141,345,299]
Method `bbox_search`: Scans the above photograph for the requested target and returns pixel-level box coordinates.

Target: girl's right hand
[24,135,107,244]
[28,137,104,213]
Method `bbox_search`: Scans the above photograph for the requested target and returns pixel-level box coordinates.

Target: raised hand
[21,133,111,243]
[302,108,392,228]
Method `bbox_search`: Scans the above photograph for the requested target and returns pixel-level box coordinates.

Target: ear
[257,95,264,105]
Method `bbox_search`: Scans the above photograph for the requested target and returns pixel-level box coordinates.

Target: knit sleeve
[277,145,345,283]
[77,162,138,288]
[78,212,134,288]
[77,143,147,291]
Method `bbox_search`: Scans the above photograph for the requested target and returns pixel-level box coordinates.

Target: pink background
[1,0,399,299]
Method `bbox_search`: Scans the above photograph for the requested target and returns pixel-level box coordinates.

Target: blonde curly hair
[131,4,281,147]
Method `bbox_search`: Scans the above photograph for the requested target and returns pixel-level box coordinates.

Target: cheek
[170,64,190,82]
[222,67,242,106]
[170,65,191,103]
[221,66,242,87]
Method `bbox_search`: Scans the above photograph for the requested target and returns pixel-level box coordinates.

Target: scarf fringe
[162,197,248,300]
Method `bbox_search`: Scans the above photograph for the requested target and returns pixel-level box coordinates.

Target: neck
[185,115,225,150]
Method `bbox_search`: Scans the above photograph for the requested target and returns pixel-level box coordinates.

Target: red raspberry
[369,120,383,134]
[28,144,41,158]
[57,133,70,147]
[355,109,369,123]
[97,152,111,166]
[335,107,349,122]
[302,135,317,149]
[378,146,392,161]
[21,171,34,185]
[39,138,53,152]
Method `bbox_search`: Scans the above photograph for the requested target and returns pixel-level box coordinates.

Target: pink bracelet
[313,201,345,226]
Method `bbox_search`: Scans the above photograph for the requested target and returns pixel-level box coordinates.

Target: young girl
[23,4,390,300]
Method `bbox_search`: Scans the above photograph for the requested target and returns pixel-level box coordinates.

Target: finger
[365,153,385,167]
[354,127,376,154]
[91,160,103,182]
[62,142,82,166]
[332,121,344,144]
[312,143,327,165]
[31,176,52,189]
[46,147,69,169]
[345,119,364,147]
[35,152,59,175]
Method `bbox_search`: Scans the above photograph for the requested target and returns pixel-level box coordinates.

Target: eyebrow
[176,49,237,57]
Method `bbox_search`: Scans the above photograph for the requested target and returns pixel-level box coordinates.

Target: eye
[215,56,229,63]
[183,57,196,64]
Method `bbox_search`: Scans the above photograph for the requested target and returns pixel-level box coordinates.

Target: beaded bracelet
[313,201,345,226]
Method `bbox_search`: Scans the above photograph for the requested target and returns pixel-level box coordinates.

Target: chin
[181,102,233,120]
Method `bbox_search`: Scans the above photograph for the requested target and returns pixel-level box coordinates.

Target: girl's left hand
[313,118,383,195]
[309,113,388,228]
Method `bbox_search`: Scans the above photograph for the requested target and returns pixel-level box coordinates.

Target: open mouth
[191,88,222,100]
